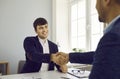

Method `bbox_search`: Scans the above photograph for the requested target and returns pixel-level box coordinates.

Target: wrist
[60,65,68,73]
[50,54,54,62]
[51,54,56,62]
[66,54,69,62]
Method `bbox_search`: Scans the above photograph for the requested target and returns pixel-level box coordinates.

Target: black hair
[33,17,48,31]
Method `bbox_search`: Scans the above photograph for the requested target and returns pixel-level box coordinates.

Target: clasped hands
[51,52,69,73]
[51,52,69,66]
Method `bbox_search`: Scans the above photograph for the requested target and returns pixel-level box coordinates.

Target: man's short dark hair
[33,17,48,31]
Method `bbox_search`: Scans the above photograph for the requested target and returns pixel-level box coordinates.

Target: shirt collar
[38,36,48,45]
[104,15,120,34]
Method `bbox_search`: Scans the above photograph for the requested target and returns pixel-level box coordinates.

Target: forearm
[26,52,51,63]
[69,52,94,64]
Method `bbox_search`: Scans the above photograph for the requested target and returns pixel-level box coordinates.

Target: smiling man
[20,17,67,73]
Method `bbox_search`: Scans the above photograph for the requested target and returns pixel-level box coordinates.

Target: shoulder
[48,40,57,46]
[110,17,120,34]
[24,36,38,42]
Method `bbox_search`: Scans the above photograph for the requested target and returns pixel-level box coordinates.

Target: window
[91,0,103,50]
[70,0,103,52]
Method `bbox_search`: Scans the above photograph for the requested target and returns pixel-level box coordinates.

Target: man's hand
[51,52,69,66]
[57,52,69,65]
[51,53,58,63]
[60,65,68,73]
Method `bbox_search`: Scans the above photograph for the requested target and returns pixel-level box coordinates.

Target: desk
[0,61,9,75]
[0,68,90,79]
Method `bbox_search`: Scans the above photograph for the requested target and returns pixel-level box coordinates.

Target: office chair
[17,60,25,73]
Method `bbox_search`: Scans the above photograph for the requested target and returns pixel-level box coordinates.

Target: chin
[99,16,105,23]
[43,36,48,39]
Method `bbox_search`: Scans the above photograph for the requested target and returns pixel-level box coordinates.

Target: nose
[43,27,47,32]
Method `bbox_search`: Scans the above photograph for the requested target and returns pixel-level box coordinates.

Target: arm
[50,43,68,73]
[53,52,94,65]
[69,51,94,64]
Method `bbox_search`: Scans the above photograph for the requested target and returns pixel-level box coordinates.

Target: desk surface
[0,68,90,79]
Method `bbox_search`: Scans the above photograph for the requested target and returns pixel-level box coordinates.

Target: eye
[45,26,48,28]
[39,27,43,29]
[38,27,43,30]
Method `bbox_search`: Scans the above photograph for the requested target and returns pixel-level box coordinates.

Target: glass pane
[71,37,78,48]
[78,36,86,49]
[70,0,86,50]
[91,14,101,34]
[71,21,78,37]
[78,18,86,36]
[78,0,86,18]
[91,35,101,50]
[91,0,103,51]
[71,4,77,20]
[91,0,97,14]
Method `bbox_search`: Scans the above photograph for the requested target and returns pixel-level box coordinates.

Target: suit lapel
[48,40,52,54]
[35,36,43,53]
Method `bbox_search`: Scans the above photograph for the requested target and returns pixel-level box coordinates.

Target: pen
[36,78,41,79]
[61,77,70,79]
[67,72,88,78]
[32,77,41,79]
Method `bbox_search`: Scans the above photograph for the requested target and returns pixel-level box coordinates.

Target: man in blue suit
[21,17,67,73]
[54,0,120,79]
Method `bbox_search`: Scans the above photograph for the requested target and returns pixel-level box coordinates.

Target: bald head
[96,0,120,23]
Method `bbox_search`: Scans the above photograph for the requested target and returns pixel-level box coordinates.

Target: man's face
[35,24,48,39]
[96,0,106,22]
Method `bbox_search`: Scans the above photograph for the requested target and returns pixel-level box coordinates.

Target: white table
[0,68,90,79]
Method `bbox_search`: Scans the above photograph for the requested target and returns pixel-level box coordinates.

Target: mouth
[42,32,48,36]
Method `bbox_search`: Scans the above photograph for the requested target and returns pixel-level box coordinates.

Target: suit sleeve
[69,51,94,64]
[24,37,50,63]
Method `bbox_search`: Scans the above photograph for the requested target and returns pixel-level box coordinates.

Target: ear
[35,29,38,34]
[104,0,111,5]
[102,0,111,7]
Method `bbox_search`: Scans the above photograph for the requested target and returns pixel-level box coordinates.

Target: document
[67,68,90,78]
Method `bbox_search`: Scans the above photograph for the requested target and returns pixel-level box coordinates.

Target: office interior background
[0,0,104,74]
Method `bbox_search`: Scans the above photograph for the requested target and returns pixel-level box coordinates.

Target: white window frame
[69,0,104,52]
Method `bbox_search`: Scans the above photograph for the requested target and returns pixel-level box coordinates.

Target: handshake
[51,52,69,66]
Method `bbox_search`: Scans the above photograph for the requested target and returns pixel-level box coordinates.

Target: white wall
[52,0,70,52]
[0,0,52,74]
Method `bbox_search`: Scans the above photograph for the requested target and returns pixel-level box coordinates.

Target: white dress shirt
[104,15,120,34]
[38,36,49,72]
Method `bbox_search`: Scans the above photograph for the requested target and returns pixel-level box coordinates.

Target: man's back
[89,16,120,79]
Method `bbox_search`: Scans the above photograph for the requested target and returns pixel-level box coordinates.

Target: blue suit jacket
[69,17,120,79]
[21,36,61,73]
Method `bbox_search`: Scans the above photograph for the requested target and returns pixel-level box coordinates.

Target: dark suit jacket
[69,17,120,79]
[21,36,61,73]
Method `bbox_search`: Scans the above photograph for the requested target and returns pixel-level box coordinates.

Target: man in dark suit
[53,0,120,79]
[21,17,67,73]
